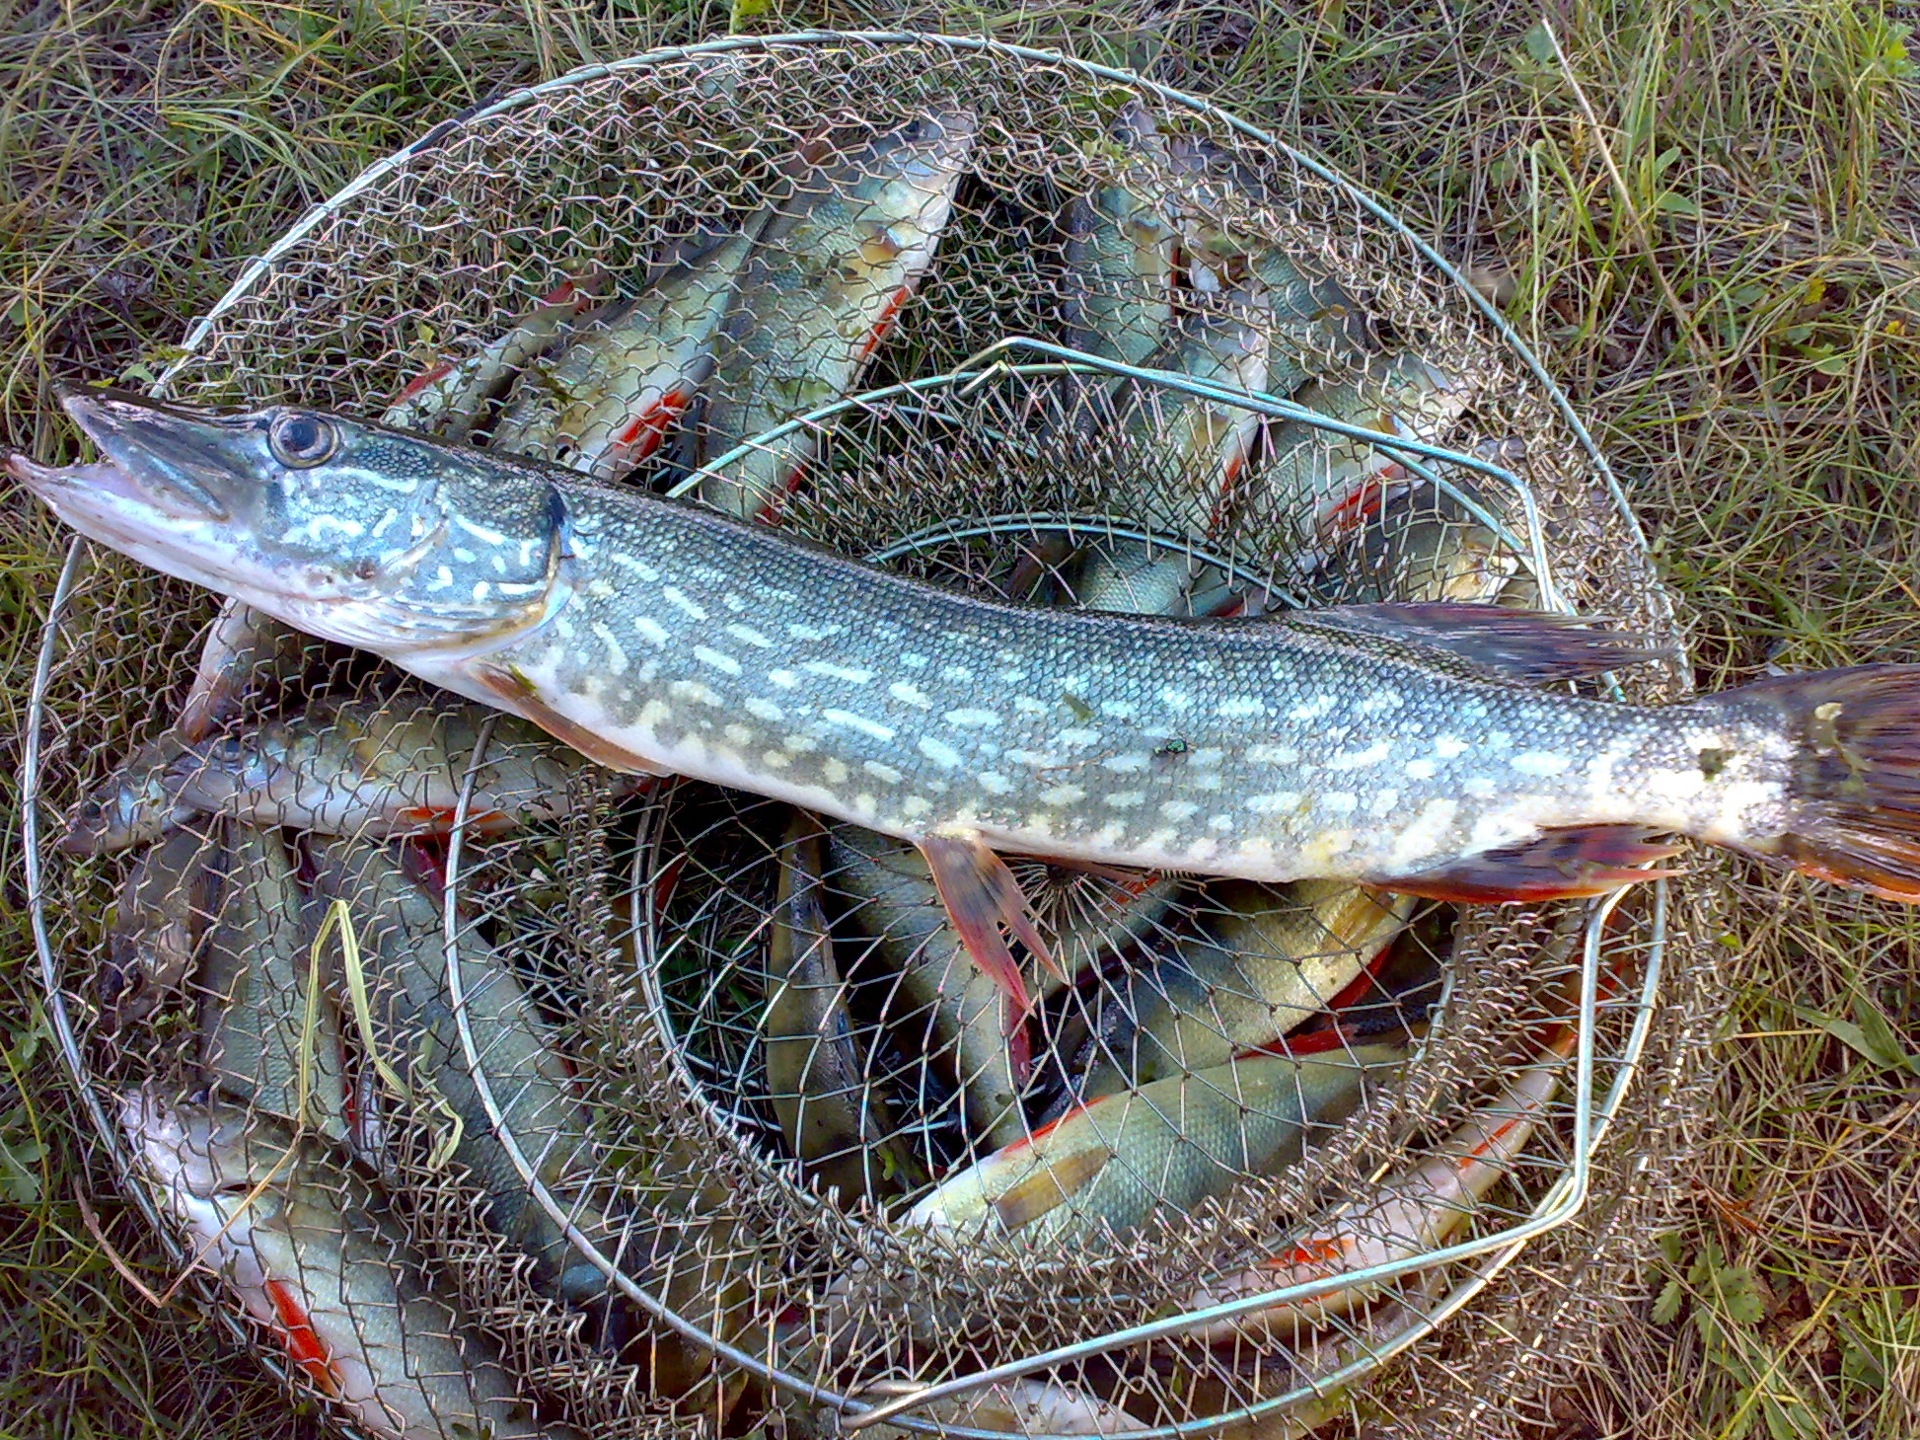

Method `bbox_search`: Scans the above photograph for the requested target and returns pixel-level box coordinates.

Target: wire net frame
[16,29,1721,1440]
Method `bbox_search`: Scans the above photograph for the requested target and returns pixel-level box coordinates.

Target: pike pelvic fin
[1282,602,1665,685]
[1389,825,1685,902]
[918,829,1058,1034]
[1722,664,1920,902]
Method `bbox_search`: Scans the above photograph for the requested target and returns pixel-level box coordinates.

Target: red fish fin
[1711,665,1920,903]
[855,285,914,364]
[1316,934,1400,1014]
[1284,603,1663,685]
[1391,826,1684,903]
[918,832,1052,1020]
[388,357,455,407]
[471,668,671,777]
[265,1278,342,1397]
[610,384,697,468]
[990,1145,1115,1232]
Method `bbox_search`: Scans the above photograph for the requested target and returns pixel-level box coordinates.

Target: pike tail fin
[1730,665,1920,902]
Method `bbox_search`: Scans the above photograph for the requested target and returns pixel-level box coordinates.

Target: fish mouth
[54,385,255,521]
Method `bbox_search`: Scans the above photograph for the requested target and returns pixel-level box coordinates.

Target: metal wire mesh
[19,30,1722,1440]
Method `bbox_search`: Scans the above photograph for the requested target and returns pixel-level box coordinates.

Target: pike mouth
[57,387,242,521]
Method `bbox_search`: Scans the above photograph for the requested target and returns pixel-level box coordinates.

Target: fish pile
[17,90,1920,1440]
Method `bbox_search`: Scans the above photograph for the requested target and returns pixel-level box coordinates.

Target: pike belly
[458,494,1774,886]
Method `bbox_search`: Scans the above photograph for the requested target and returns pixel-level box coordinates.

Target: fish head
[791,107,977,282]
[11,388,573,660]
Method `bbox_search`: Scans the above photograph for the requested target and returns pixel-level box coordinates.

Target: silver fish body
[766,810,913,1202]
[23,389,1920,915]
[1071,880,1415,1100]
[99,818,226,1023]
[120,1090,558,1440]
[491,228,761,482]
[1060,99,1179,368]
[197,819,351,1140]
[69,693,602,853]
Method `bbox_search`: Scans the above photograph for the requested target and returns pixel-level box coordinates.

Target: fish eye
[268,413,337,469]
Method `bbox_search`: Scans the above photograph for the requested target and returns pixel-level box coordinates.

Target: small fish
[829,825,1178,1149]
[28,388,1920,961]
[1308,483,1520,608]
[64,693,604,854]
[698,108,977,518]
[765,810,914,1203]
[1251,353,1472,564]
[197,819,350,1141]
[1070,880,1416,1101]
[120,1090,559,1440]
[490,228,763,482]
[1183,926,1588,1343]
[905,1042,1406,1246]
[303,835,614,1305]
[175,599,320,743]
[382,273,608,441]
[826,823,1032,1150]
[1059,99,1179,368]
[98,818,227,1025]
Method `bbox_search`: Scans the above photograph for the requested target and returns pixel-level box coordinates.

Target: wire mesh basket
[20,30,1724,1440]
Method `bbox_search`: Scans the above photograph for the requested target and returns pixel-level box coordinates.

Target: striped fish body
[121,1092,554,1440]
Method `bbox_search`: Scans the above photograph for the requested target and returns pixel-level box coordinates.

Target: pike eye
[269,413,336,468]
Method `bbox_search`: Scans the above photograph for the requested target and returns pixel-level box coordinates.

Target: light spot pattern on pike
[16,390,1920,933]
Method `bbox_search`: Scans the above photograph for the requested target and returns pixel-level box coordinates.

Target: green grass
[3,0,1919,1435]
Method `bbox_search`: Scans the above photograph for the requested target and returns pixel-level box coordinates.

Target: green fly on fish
[696,108,976,519]
[23,392,1920,985]
[64,692,607,854]
[766,810,915,1203]
[120,1090,562,1440]
[1068,880,1415,1103]
[490,227,763,482]
[197,819,351,1141]
[99,817,227,1026]
[904,1041,1407,1247]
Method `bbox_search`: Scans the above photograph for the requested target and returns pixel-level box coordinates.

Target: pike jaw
[9,388,572,660]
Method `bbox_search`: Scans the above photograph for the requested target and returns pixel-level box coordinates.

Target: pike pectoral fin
[472,667,671,777]
[991,1145,1115,1233]
[1391,826,1685,903]
[918,829,1058,1021]
[1287,603,1664,685]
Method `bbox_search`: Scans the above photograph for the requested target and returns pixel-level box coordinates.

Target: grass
[2,0,1919,1435]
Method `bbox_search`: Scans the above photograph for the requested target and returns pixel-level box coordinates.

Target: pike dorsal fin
[1278,602,1663,686]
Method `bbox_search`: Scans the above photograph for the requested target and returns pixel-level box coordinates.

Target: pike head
[9,388,573,659]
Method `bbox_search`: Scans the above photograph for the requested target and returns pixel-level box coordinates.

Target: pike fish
[490,229,762,482]
[22,391,1920,984]
[1070,880,1415,1101]
[765,810,914,1202]
[697,108,976,518]
[197,818,351,1141]
[904,1041,1406,1246]
[65,692,602,854]
[121,1090,558,1440]
[98,818,226,1025]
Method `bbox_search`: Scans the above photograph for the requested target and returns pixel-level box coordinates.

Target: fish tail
[1729,665,1920,901]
